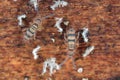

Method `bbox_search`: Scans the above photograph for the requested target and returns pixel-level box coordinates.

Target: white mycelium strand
[54,17,63,33]
[82,28,89,42]
[32,45,41,60]
[17,14,26,26]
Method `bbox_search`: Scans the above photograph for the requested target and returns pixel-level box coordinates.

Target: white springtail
[50,0,68,10]
[82,28,89,42]
[29,0,39,11]
[54,18,63,33]
[82,46,95,57]
[77,67,83,73]
[32,45,41,60]
[17,14,26,26]
[42,58,60,76]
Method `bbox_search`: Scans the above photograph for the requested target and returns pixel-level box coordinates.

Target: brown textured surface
[0,0,120,80]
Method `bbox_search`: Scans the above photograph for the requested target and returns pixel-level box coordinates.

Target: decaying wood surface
[0,0,120,80]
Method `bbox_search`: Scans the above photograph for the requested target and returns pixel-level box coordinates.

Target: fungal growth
[54,17,63,33]
[32,45,41,60]
[50,0,68,10]
[82,46,95,57]
[42,58,60,76]
[82,28,89,43]
[29,0,39,11]
[17,14,26,27]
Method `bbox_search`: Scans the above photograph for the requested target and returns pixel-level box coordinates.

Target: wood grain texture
[0,0,120,80]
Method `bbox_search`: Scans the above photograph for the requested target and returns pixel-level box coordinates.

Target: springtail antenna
[59,51,76,69]
[59,55,70,66]
[41,14,55,20]
[34,14,55,24]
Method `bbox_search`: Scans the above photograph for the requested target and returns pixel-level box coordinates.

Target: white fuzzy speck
[51,38,55,43]
[82,28,89,42]
[82,46,95,57]
[17,14,26,26]
[77,67,83,73]
[13,0,17,1]
[32,45,41,60]
[46,78,52,80]
[29,0,39,11]
[63,21,69,26]
[24,77,29,80]
[50,0,68,10]
[42,58,60,76]
[82,78,89,80]
[54,17,63,33]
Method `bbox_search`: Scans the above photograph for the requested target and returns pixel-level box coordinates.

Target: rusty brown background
[0,0,120,80]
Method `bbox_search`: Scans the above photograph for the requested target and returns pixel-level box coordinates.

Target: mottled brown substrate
[0,0,120,80]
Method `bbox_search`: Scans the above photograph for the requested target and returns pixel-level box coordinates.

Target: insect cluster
[16,0,95,79]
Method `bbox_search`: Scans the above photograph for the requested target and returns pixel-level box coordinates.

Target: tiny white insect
[17,14,26,26]
[29,0,39,11]
[77,67,83,73]
[82,46,95,57]
[82,78,89,80]
[42,58,60,76]
[82,28,89,42]
[50,0,68,10]
[54,17,63,33]
[32,45,41,60]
